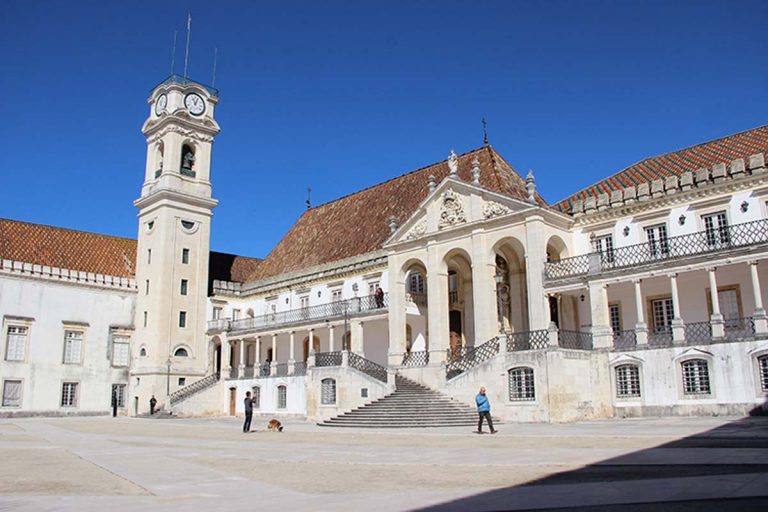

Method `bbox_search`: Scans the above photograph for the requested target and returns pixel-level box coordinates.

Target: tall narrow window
[5,326,27,362]
[277,385,287,409]
[181,248,190,264]
[143,311,148,328]
[300,296,309,319]
[759,355,768,392]
[61,382,78,407]
[593,234,615,264]
[645,224,669,258]
[232,309,241,321]
[681,359,711,395]
[179,311,187,328]
[448,271,459,305]
[508,367,535,401]
[408,271,425,294]
[609,304,622,334]
[321,378,336,404]
[2,380,22,407]
[111,384,126,408]
[63,331,83,364]
[145,280,150,295]
[615,364,641,398]
[252,386,261,408]
[703,211,729,248]
[112,336,130,367]
[213,307,222,320]
[147,249,152,264]
[651,298,674,333]
[180,279,188,295]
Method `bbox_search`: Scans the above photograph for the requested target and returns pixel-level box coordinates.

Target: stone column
[255,336,261,365]
[270,333,277,376]
[288,331,296,375]
[220,333,231,379]
[708,268,725,338]
[387,259,407,366]
[351,320,364,356]
[749,261,768,334]
[633,280,648,345]
[328,324,336,352]
[237,339,246,378]
[427,242,449,357]
[471,230,497,343]
[524,215,549,330]
[670,274,685,343]
[588,283,613,349]
[309,328,315,353]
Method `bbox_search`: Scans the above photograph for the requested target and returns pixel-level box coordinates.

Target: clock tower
[131,75,220,413]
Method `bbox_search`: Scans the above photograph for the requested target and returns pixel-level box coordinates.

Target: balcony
[208,293,389,335]
[544,218,768,283]
[612,317,758,350]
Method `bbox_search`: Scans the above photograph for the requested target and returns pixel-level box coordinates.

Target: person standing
[149,395,157,415]
[475,387,497,434]
[374,285,384,308]
[243,391,254,433]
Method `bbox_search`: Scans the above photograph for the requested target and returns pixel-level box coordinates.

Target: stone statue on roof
[448,150,458,177]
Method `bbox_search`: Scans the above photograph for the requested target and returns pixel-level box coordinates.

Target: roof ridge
[0,217,136,244]
[554,123,768,206]
[305,146,489,211]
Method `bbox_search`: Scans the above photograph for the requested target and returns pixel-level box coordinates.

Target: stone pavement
[0,415,766,511]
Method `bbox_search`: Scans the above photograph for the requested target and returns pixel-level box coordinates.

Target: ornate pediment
[438,189,466,229]
[405,219,427,240]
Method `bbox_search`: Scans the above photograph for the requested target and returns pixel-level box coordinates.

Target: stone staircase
[319,376,480,428]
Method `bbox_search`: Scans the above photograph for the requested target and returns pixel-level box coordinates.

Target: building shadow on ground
[414,404,768,512]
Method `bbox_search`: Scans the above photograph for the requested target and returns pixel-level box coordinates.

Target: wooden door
[229,388,236,416]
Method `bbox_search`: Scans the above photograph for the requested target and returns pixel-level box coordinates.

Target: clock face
[184,93,205,116]
[154,94,167,116]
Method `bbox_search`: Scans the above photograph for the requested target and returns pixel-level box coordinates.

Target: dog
[267,418,283,432]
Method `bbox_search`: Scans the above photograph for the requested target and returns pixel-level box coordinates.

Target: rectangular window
[651,298,674,333]
[408,272,425,294]
[682,359,711,395]
[112,336,130,367]
[63,330,83,364]
[5,325,27,361]
[594,235,615,263]
[61,382,78,407]
[2,380,22,407]
[145,280,150,295]
[609,304,622,334]
[179,311,187,328]
[508,367,536,401]
[213,307,222,320]
[147,249,151,264]
[178,377,186,386]
[181,248,189,264]
[703,211,729,248]
[645,224,669,258]
[332,289,343,303]
[180,279,188,295]
[232,309,241,321]
[615,365,641,398]
[143,311,148,328]
[111,384,126,408]
[300,296,309,319]
[277,386,287,409]
[368,281,379,296]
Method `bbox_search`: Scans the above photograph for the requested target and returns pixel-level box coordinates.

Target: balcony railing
[544,218,768,281]
[724,317,755,340]
[612,330,637,349]
[506,329,549,351]
[401,350,430,366]
[315,351,343,367]
[648,326,673,347]
[212,293,389,334]
[558,330,594,350]
[446,337,501,379]
[349,352,388,383]
[684,321,712,344]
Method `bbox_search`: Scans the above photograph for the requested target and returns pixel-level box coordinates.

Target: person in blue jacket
[475,387,498,434]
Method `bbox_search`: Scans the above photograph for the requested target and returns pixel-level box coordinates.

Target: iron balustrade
[558,330,593,350]
[406,292,428,306]
[348,352,388,383]
[724,317,756,340]
[273,363,289,377]
[506,329,549,351]
[446,337,501,379]
[206,318,230,333]
[612,330,637,350]
[684,321,712,343]
[315,351,343,367]
[544,218,768,281]
[648,326,673,346]
[293,361,307,376]
[216,293,389,334]
[258,362,271,377]
[401,350,430,366]
[170,373,220,406]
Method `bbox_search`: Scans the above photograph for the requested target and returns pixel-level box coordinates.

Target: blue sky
[1,1,766,259]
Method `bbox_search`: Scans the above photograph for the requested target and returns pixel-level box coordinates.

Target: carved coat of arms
[438,189,466,229]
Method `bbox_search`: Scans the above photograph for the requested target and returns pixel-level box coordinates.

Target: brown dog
[267,419,283,432]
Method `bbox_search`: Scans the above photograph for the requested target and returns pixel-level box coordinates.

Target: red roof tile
[555,125,768,213]
[248,145,544,281]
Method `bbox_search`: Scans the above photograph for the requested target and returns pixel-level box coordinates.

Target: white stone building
[1,74,767,423]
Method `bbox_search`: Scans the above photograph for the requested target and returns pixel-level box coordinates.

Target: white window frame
[679,358,712,397]
[650,297,674,334]
[701,210,730,248]
[63,328,85,365]
[212,307,222,320]
[609,303,622,334]
[2,379,23,408]
[614,364,641,398]
[111,334,131,367]
[277,385,287,409]
[507,367,536,402]
[4,319,32,362]
[111,383,126,408]
[61,381,79,407]
[645,223,669,258]
[321,378,337,405]
[252,386,261,409]
[593,234,615,263]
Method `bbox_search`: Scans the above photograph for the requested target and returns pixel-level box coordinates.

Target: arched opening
[402,259,429,354]
[180,143,196,177]
[303,335,320,361]
[341,331,351,351]
[545,235,569,262]
[492,238,528,334]
[173,347,189,357]
[210,337,222,374]
[444,248,474,350]
[139,346,147,357]
[154,142,164,178]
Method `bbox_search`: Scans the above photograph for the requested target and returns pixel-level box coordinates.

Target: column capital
[748,260,759,267]
[705,266,717,273]
[632,279,642,286]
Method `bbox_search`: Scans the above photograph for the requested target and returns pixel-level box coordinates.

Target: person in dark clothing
[149,395,157,415]
[243,391,254,433]
[475,387,497,434]
[374,285,384,308]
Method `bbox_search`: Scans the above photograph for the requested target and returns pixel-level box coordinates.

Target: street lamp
[494,270,504,334]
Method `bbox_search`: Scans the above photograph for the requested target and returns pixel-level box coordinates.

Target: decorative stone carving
[147,125,214,144]
[572,198,584,214]
[526,170,536,203]
[387,216,398,234]
[597,192,609,211]
[438,189,466,229]
[471,156,481,185]
[448,150,458,177]
[406,219,427,240]
[584,196,597,212]
[483,200,512,219]
[428,175,437,193]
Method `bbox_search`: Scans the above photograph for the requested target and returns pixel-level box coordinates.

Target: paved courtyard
[0,414,766,511]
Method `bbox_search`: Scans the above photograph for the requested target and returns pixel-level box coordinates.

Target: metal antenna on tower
[183,13,192,78]
[211,47,219,88]
[170,30,177,75]
[482,117,489,146]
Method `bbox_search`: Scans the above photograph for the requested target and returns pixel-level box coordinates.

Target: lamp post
[495,270,504,335]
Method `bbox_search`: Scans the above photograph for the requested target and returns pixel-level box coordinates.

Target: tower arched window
[174,347,189,357]
[155,142,164,178]
[180,143,196,177]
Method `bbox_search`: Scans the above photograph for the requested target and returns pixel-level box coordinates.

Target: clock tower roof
[153,74,219,98]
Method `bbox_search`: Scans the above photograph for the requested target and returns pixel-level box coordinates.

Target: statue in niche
[182,149,195,170]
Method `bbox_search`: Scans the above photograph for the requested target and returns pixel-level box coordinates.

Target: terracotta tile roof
[555,124,768,213]
[248,145,545,281]
[0,218,260,284]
